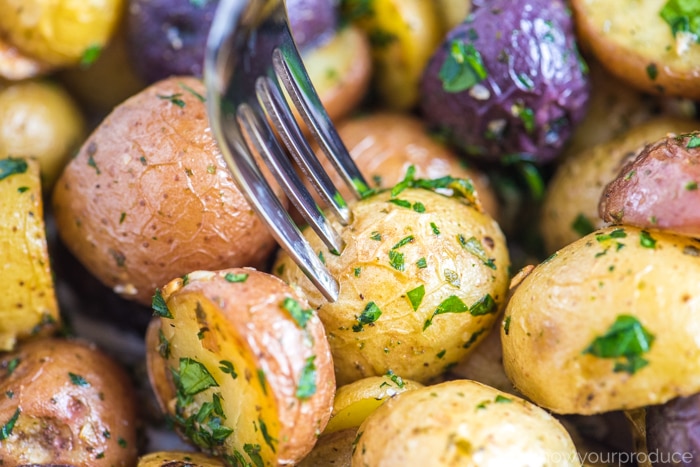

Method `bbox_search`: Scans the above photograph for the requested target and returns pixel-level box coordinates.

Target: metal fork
[204,0,368,302]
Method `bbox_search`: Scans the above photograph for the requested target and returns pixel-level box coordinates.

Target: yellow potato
[0,35,53,80]
[297,428,355,467]
[137,451,226,467]
[504,226,700,414]
[0,0,124,67]
[435,0,471,32]
[0,157,60,351]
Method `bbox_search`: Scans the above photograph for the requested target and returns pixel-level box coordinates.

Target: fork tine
[273,41,370,199]
[255,74,352,226]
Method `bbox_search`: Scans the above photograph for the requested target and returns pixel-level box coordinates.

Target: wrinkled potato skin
[0,338,138,466]
[52,77,279,305]
[571,0,700,99]
[137,451,227,466]
[541,117,698,253]
[297,428,354,467]
[275,188,510,386]
[147,269,335,465]
[311,112,499,219]
[353,380,580,466]
[503,226,700,415]
[600,131,700,236]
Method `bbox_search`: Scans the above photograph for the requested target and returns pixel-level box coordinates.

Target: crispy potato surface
[0,338,138,466]
[504,226,700,414]
[275,187,510,385]
[600,130,700,236]
[0,157,60,351]
[52,77,279,305]
[571,0,700,99]
[146,269,335,465]
[352,379,580,466]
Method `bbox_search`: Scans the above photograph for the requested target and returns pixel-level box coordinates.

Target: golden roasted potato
[0,0,124,67]
[541,116,699,253]
[353,380,580,466]
[0,338,138,466]
[503,226,700,415]
[297,428,355,467]
[52,76,280,305]
[571,0,700,99]
[600,130,700,236]
[146,268,335,465]
[0,157,60,351]
[0,80,86,191]
[324,375,423,434]
[275,186,510,385]
[137,451,226,466]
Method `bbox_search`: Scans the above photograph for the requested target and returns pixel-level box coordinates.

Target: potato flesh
[0,157,59,350]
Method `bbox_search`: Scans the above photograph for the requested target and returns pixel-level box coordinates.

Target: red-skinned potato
[145,268,335,465]
[52,77,280,305]
[0,338,138,466]
[599,130,700,236]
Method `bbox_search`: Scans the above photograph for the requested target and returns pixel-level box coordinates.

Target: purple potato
[646,395,700,467]
[419,0,590,164]
[126,0,338,84]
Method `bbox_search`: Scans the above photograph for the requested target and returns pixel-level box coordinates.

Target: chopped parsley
[572,213,595,236]
[430,222,441,235]
[353,302,382,332]
[0,408,20,440]
[388,198,412,209]
[282,297,313,328]
[495,394,513,403]
[416,257,428,269]
[503,316,512,335]
[244,443,265,467]
[463,328,486,349]
[688,135,700,148]
[646,63,659,80]
[660,0,700,40]
[152,289,173,318]
[296,356,317,399]
[686,181,698,190]
[224,272,248,283]
[69,372,90,387]
[469,294,497,316]
[80,44,102,67]
[389,250,405,271]
[157,93,186,108]
[386,369,405,388]
[439,40,488,93]
[640,230,657,249]
[354,267,362,277]
[424,295,469,330]
[175,358,218,395]
[370,231,382,241]
[596,229,627,242]
[219,360,238,379]
[583,315,655,375]
[392,235,415,249]
[179,82,206,101]
[406,285,425,311]
[0,158,28,181]
[6,358,19,375]
[458,235,496,269]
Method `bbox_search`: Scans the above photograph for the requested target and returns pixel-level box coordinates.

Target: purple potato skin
[126,0,338,84]
[419,0,590,164]
[646,395,700,467]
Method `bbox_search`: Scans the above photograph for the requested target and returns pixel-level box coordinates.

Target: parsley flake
[0,408,20,440]
[219,360,238,379]
[406,285,425,311]
[660,0,700,40]
[583,315,655,375]
[439,40,488,93]
[571,213,595,236]
[458,235,496,269]
[224,272,248,282]
[424,295,469,330]
[152,289,173,318]
[688,135,700,148]
[283,297,313,328]
[0,158,28,181]
[469,294,497,316]
[353,302,382,332]
[69,372,90,387]
[176,358,218,395]
[296,356,317,399]
[80,44,102,67]
[157,93,186,108]
[640,231,657,249]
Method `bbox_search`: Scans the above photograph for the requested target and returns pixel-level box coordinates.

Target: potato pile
[0,0,699,466]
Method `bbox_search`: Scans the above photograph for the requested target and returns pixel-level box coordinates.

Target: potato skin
[146,268,335,465]
[137,451,227,466]
[646,395,700,466]
[352,379,580,466]
[600,131,700,237]
[0,338,138,466]
[275,187,510,385]
[541,117,699,253]
[503,226,700,415]
[297,428,354,467]
[52,77,279,305]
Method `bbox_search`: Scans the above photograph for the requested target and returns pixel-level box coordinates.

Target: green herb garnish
[219,360,238,379]
[439,40,488,93]
[283,297,313,328]
[660,0,700,40]
[469,294,497,316]
[157,93,186,108]
[224,272,248,283]
[69,372,90,387]
[406,285,425,311]
[176,358,218,395]
[0,158,27,181]
[152,289,173,318]
[0,408,20,440]
[458,235,496,269]
[296,356,317,399]
[353,302,382,332]
[640,231,657,249]
[572,213,595,236]
[583,315,655,375]
[80,44,102,67]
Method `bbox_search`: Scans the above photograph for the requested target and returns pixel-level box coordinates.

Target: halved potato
[145,268,335,465]
[0,156,59,351]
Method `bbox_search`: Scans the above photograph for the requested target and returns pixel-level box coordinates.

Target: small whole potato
[52,77,280,305]
[352,379,580,466]
[600,130,700,237]
[275,186,510,385]
[0,338,138,466]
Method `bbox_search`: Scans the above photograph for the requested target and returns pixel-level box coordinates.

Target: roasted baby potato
[0,35,53,80]
[0,157,60,351]
[353,379,580,466]
[503,226,700,415]
[541,116,699,253]
[52,77,280,305]
[0,0,124,67]
[600,130,700,237]
[571,0,700,99]
[420,0,590,163]
[324,375,423,434]
[0,80,86,191]
[137,451,227,466]
[275,185,510,385]
[0,338,138,466]
[146,268,335,465]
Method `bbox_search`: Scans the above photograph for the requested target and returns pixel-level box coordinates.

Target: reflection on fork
[204,0,369,302]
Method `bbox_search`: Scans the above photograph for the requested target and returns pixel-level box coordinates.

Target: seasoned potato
[297,428,354,467]
[324,375,423,434]
[0,80,86,191]
[275,186,510,385]
[571,0,700,99]
[503,226,700,415]
[0,35,53,80]
[342,0,443,110]
[541,117,699,253]
[52,77,280,305]
[146,269,335,465]
[137,451,227,466]
[353,379,580,466]
[0,157,60,351]
[600,130,700,236]
[0,338,138,466]
[0,0,124,67]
